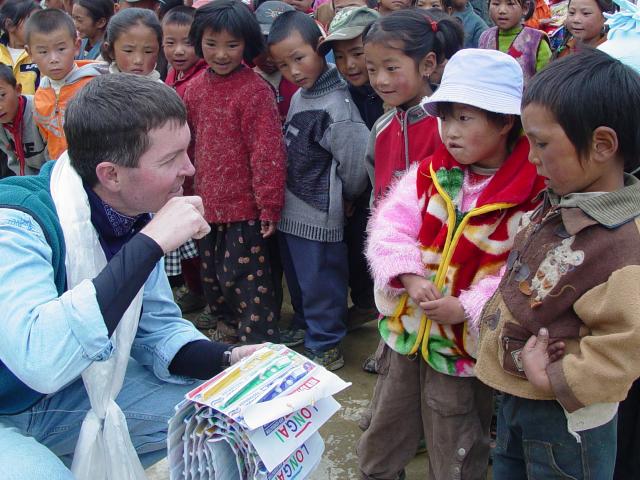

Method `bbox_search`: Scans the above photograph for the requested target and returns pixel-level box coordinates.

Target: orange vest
[33,64,98,160]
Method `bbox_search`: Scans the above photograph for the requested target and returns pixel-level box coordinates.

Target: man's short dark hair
[267,10,322,51]
[64,74,187,186]
[25,8,76,45]
[524,48,640,173]
[189,0,264,63]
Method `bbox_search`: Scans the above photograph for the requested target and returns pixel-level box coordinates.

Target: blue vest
[0,161,66,414]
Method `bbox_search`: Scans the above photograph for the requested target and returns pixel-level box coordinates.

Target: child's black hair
[159,0,188,19]
[567,0,615,13]
[103,8,162,63]
[266,10,322,51]
[162,5,195,27]
[523,48,640,173]
[24,8,76,45]
[74,0,114,25]
[0,64,17,87]
[190,0,264,63]
[0,0,41,45]
[363,9,463,65]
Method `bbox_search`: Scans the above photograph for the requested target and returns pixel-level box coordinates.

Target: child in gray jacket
[268,10,370,371]
[0,64,48,177]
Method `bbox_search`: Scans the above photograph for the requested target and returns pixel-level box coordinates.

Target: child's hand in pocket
[399,274,441,305]
[420,296,466,325]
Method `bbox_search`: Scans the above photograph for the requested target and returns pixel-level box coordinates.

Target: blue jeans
[0,359,195,479]
[494,394,617,480]
[278,232,348,353]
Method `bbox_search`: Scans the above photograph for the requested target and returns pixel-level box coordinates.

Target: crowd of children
[1,0,640,477]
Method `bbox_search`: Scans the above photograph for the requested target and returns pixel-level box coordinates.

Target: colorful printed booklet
[167,343,351,479]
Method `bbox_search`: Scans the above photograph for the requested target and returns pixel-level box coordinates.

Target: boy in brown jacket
[475,49,640,479]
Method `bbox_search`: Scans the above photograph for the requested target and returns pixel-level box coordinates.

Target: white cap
[422,49,523,117]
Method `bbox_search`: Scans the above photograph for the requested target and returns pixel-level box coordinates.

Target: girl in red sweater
[183,0,286,345]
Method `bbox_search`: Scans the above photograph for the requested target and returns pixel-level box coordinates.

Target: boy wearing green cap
[318,6,384,341]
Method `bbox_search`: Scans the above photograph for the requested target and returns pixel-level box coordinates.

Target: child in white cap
[358,48,545,480]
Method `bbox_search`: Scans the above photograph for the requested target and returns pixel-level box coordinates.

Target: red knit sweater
[183,66,286,224]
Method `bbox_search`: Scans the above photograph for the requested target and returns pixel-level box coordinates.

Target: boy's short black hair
[189,0,264,63]
[65,73,187,187]
[24,8,76,45]
[524,48,640,173]
[267,10,322,51]
[162,5,195,27]
[0,64,17,87]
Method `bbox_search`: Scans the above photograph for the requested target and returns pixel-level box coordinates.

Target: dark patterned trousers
[198,220,280,344]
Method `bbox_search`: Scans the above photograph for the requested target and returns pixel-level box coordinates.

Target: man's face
[111,121,195,216]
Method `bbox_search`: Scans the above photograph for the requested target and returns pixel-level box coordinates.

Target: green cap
[317,6,379,56]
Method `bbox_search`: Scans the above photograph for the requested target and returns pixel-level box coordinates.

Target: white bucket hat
[598,0,640,74]
[422,48,523,117]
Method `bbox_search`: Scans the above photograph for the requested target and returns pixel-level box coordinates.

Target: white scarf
[50,153,147,480]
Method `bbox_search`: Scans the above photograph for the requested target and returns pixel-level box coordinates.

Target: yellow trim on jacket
[418,163,515,360]
[0,44,40,95]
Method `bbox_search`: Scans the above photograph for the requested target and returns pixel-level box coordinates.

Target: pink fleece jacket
[366,163,504,331]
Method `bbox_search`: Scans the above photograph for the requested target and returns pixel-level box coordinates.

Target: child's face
[378,0,412,13]
[163,22,198,73]
[440,103,513,169]
[283,0,314,12]
[269,31,326,90]
[0,80,22,124]
[364,40,433,108]
[27,29,80,81]
[72,4,105,41]
[6,17,31,48]
[489,0,523,30]
[333,35,368,87]
[253,51,279,75]
[201,28,245,76]
[416,0,443,8]
[567,0,605,45]
[333,0,367,13]
[111,23,159,75]
[523,103,615,195]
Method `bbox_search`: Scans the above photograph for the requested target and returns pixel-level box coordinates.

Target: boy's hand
[230,343,265,365]
[522,328,553,394]
[261,220,277,238]
[399,274,441,305]
[420,296,466,325]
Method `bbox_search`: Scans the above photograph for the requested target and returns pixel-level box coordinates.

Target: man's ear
[95,162,122,192]
[591,126,619,165]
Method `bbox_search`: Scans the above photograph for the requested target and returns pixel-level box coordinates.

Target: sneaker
[194,306,217,330]
[361,354,378,374]
[280,328,306,347]
[346,305,378,332]
[304,346,345,371]
[174,285,206,314]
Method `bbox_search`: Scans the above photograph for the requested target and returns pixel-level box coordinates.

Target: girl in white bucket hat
[359,48,546,480]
